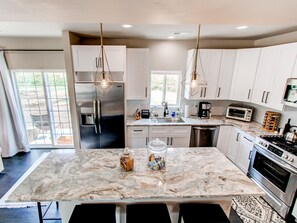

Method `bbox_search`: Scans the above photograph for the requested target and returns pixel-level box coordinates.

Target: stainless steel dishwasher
[190,126,219,147]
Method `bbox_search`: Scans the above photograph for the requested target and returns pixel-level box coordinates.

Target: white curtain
[0,51,29,157]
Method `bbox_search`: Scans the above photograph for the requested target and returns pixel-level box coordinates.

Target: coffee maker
[198,102,211,118]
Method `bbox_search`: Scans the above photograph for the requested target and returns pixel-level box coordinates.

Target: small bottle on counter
[283,118,291,135]
[120,148,134,171]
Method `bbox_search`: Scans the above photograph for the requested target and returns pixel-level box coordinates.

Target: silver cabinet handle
[204,87,206,97]
[244,136,253,143]
[93,100,98,134]
[248,150,252,160]
[200,87,203,97]
[261,91,266,102]
[236,133,240,141]
[145,87,147,97]
[133,129,143,132]
[171,137,173,145]
[265,91,269,103]
[167,137,169,145]
[217,87,221,98]
[95,57,99,68]
[247,89,251,100]
[146,137,148,145]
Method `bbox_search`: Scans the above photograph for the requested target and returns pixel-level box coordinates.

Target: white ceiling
[0,0,297,40]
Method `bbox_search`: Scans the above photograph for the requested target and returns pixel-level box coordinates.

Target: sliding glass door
[13,70,73,148]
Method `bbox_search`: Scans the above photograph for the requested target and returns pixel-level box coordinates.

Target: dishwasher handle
[193,126,217,131]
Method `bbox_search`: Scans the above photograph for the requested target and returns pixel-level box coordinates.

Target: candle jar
[120,148,134,171]
[147,138,167,170]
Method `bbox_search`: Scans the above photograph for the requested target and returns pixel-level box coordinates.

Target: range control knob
[289,158,294,162]
[283,155,289,159]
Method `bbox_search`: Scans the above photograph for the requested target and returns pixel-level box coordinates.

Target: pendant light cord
[193,24,201,75]
[100,23,105,78]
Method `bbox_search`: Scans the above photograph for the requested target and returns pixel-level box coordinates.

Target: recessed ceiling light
[236,25,248,30]
[168,36,175,39]
[121,24,133,28]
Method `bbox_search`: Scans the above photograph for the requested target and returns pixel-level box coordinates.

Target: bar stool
[69,204,116,223]
[126,204,172,223]
[178,203,231,223]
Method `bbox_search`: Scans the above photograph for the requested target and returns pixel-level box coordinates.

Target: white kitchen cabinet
[216,50,237,99]
[149,126,191,147]
[72,45,126,72]
[251,43,297,110]
[227,127,242,163]
[216,125,232,156]
[236,132,255,174]
[126,48,149,100]
[184,49,222,100]
[0,147,3,172]
[127,126,149,148]
[230,48,261,102]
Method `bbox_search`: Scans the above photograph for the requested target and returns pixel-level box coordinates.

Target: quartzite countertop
[126,116,276,138]
[7,147,263,203]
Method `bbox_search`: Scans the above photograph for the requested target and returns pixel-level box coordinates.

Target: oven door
[249,145,297,217]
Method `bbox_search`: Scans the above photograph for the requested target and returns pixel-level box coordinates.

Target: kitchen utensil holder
[262,111,281,132]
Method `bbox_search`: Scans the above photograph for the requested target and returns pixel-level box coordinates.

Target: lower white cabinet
[127,126,149,148]
[218,126,255,174]
[149,126,191,147]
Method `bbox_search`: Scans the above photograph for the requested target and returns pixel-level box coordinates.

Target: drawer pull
[243,136,253,143]
[133,129,143,132]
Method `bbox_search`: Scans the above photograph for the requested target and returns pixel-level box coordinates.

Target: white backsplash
[127,99,297,130]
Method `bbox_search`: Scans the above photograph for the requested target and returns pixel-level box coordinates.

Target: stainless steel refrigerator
[75,83,125,149]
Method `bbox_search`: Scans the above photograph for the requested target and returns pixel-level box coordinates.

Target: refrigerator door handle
[97,99,102,134]
[93,100,98,134]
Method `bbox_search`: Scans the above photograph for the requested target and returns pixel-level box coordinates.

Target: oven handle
[254,146,297,175]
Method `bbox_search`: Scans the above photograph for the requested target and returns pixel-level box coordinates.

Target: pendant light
[181,24,207,97]
[94,23,113,95]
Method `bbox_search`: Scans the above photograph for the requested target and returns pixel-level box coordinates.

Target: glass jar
[120,148,134,171]
[147,138,167,170]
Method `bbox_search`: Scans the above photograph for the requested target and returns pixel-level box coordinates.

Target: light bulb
[190,79,197,89]
[101,79,108,89]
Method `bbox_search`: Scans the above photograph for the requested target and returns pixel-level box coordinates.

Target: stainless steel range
[248,135,297,219]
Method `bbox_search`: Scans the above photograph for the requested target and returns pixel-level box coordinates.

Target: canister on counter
[147,138,167,170]
[120,148,134,171]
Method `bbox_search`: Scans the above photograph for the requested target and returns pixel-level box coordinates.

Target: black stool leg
[37,202,43,223]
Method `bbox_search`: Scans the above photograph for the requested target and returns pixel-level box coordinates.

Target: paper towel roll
[184,105,190,118]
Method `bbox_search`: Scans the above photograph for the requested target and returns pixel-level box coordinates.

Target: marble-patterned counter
[7,147,263,203]
[126,116,277,138]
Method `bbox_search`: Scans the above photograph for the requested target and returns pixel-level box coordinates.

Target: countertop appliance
[198,102,211,119]
[248,135,297,219]
[226,104,253,122]
[190,126,219,147]
[283,78,297,108]
[75,82,125,149]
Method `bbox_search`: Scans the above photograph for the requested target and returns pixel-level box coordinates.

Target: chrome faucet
[162,101,169,117]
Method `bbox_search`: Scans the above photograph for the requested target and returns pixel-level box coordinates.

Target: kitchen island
[7,147,264,222]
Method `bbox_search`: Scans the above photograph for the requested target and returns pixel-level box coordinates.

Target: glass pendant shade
[181,25,207,97]
[94,23,113,95]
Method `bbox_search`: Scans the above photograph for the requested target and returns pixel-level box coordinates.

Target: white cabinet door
[171,137,190,147]
[71,45,126,72]
[184,49,222,100]
[126,48,149,100]
[72,45,99,72]
[216,125,232,156]
[230,48,261,102]
[227,127,242,163]
[251,46,279,106]
[216,50,237,99]
[267,43,297,110]
[235,133,255,174]
[127,126,149,148]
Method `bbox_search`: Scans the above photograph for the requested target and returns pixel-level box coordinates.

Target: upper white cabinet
[126,48,149,100]
[230,48,261,102]
[184,49,222,100]
[216,50,237,99]
[72,45,126,72]
[251,43,297,110]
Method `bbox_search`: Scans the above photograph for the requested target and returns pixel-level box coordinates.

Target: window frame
[150,70,181,107]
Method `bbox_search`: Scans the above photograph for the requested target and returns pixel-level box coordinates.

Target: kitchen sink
[156,118,184,123]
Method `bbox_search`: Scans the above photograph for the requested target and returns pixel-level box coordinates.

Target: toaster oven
[226,105,253,122]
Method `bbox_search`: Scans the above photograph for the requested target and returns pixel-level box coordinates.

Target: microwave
[283,78,297,108]
[226,105,254,122]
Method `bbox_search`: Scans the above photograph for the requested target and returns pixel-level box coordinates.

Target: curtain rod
[1,49,64,52]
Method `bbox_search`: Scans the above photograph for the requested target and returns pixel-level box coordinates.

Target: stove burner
[260,135,297,155]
